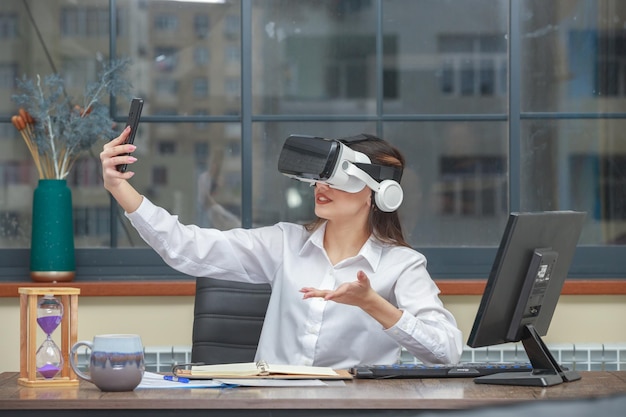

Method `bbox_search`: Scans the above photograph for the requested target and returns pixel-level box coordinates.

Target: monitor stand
[473,324,581,387]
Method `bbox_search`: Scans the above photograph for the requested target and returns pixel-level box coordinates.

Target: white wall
[1,294,625,372]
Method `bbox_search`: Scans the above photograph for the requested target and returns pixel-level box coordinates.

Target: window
[61,58,98,89]
[74,207,109,238]
[0,63,17,89]
[0,0,624,281]
[225,78,239,98]
[438,156,506,217]
[438,34,507,97]
[152,166,168,186]
[0,161,33,186]
[223,15,239,37]
[61,6,108,37]
[193,46,210,66]
[194,14,209,38]
[158,141,176,155]
[600,155,626,221]
[569,30,626,97]
[224,45,240,65]
[194,142,210,166]
[67,158,102,188]
[155,78,179,96]
[154,14,178,31]
[571,154,626,223]
[154,47,179,72]
[193,77,209,98]
[0,12,18,39]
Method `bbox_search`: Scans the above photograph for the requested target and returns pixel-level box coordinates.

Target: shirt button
[307,326,318,335]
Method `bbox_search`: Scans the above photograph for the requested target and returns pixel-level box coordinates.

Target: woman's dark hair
[305,134,411,248]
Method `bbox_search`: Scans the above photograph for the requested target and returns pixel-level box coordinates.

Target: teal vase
[30,179,75,282]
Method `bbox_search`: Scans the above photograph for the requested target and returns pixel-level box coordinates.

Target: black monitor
[467,210,586,387]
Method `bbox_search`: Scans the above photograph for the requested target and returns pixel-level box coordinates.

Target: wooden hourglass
[18,287,80,387]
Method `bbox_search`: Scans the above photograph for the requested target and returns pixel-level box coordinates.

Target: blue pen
[163,375,190,383]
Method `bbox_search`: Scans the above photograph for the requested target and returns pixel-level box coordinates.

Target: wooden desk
[1,371,625,416]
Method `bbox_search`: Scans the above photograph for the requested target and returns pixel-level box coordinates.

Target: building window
[0,63,17,89]
[225,78,240,98]
[61,58,98,89]
[152,166,168,186]
[158,141,176,155]
[193,77,209,98]
[0,12,18,39]
[326,59,368,99]
[61,7,108,37]
[575,154,626,222]
[224,45,240,64]
[67,157,102,187]
[438,156,507,217]
[154,78,179,96]
[195,142,210,166]
[438,34,507,96]
[285,34,397,100]
[154,47,178,72]
[194,14,209,38]
[193,46,210,66]
[154,14,178,31]
[74,207,109,238]
[0,161,33,186]
[569,30,626,97]
[223,15,239,38]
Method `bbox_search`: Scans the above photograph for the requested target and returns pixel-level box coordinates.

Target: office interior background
[0,0,625,371]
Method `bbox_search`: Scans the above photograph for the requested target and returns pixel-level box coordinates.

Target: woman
[100,127,463,368]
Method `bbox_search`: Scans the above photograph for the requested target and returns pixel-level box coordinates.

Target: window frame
[0,0,625,284]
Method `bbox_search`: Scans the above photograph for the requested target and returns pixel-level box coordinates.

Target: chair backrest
[191,277,271,364]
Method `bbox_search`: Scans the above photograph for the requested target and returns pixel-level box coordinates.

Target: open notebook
[172,360,352,380]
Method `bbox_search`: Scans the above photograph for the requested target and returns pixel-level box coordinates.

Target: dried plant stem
[35,75,62,179]
[12,111,74,180]
[42,156,55,179]
[12,114,44,179]
[58,145,72,179]
[18,129,44,179]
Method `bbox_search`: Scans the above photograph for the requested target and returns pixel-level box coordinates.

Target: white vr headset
[277,134,404,212]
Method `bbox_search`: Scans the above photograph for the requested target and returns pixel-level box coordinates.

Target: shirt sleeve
[385,310,463,365]
[125,196,283,284]
[382,252,464,365]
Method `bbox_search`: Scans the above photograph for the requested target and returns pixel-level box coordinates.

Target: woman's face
[313,182,372,223]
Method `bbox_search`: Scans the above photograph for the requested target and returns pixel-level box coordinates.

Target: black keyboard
[350,363,533,379]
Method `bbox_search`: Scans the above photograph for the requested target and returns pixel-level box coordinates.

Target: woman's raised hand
[100,126,137,191]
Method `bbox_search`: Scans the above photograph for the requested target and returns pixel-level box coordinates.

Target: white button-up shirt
[127,197,463,368]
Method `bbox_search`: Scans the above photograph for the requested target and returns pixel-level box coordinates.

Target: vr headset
[277,134,404,212]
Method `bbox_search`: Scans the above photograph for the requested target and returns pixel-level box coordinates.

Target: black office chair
[191,277,271,365]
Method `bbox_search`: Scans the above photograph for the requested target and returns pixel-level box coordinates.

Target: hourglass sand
[36,295,64,379]
[18,287,80,387]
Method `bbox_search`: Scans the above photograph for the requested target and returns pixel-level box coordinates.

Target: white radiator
[74,343,626,373]
[401,343,626,372]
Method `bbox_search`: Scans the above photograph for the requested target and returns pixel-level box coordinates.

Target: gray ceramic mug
[70,334,145,391]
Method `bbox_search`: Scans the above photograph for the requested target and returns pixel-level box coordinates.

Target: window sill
[0,279,625,297]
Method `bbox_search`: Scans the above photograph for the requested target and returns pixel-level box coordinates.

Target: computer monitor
[467,210,586,387]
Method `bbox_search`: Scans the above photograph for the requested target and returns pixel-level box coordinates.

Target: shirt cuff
[125,195,154,220]
[385,310,415,338]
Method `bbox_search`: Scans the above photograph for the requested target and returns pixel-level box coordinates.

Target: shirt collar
[300,222,383,271]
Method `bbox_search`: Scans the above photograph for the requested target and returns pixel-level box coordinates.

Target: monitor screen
[467,210,586,386]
